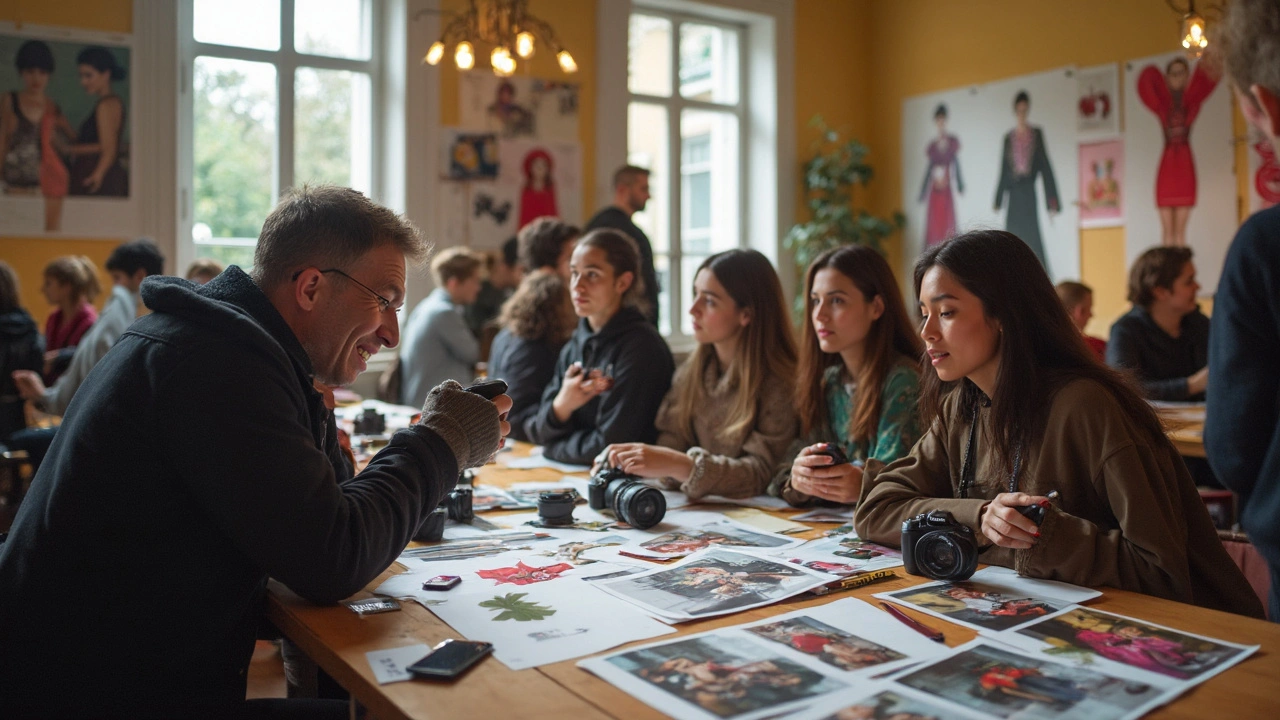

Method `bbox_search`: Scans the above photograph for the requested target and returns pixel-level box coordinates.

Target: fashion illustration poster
[1079,140,1124,228]
[1124,51,1233,294]
[1,29,136,236]
[1076,64,1121,140]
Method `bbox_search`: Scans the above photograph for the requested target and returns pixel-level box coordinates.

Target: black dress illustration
[69,96,128,197]
[994,126,1059,270]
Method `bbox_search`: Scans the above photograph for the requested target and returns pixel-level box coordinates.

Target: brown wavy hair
[44,255,102,304]
[669,249,796,440]
[914,230,1166,474]
[797,246,923,440]
[497,269,576,344]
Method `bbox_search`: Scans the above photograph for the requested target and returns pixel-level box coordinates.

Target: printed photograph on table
[475,560,575,585]
[591,634,847,720]
[531,535,628,566]
[745,616,907,672]
[786,685,976,720]
[778,528,902,577]
[1010,606,1256,681]
[627,518,803,559]
[596,548,832,621]
[881,581,1066,633]
[891,641,1167,720]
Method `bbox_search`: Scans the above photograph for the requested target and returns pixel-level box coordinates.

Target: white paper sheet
[776,681,977,720]
[619,518,807,560]
[365,644,433,684]
[788,507,855,523]
[503,447,592,473]
[770,528,904,577]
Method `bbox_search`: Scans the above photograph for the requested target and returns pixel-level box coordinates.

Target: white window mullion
[277,0,296,196]
[667,19,684,337]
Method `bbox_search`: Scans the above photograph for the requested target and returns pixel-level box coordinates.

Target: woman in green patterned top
[770,246,924,506]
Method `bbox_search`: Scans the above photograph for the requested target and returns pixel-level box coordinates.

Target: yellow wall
[862,0,1228,338]
[1,0,132,319]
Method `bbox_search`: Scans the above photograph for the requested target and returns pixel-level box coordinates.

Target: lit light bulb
[516,31,535,59]
[424,41,445,66]
[455,41,475,70]
[1181,13,1208,58]
[557,50,577,73]
[491,45,510,68]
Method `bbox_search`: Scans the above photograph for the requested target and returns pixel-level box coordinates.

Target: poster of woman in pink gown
[518,147,557,230]
[918,103,963,247]
[1137,57,1220,247]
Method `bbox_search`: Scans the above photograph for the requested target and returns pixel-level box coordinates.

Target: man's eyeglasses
[292,268,400,313]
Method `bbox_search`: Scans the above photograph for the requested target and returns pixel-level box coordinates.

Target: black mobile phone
[421,574,461,591]
[407,639,494,680]
[463,379,508,400]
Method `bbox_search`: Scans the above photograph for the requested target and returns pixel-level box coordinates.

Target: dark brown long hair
[797,246,924,440]
[913,230,1166,473]
[498,269,575,344]
[670,249,797,440]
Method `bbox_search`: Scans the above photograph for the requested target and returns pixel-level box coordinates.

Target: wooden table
[268,443,1280,719]
[1157,403,1206,459]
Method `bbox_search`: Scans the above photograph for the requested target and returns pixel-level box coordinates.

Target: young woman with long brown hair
[602,249,797,499]
[489,269,576,442]
[770,245,924,506]
[854,229,1262,617]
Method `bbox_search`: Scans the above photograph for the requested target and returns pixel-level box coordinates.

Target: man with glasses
[0,185,511,718]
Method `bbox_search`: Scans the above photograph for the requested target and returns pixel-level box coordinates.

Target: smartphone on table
[406,639,494,680]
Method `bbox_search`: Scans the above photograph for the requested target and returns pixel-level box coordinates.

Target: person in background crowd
[853,230,1261,618]
[488,269,576,442]
[585,165,660,326]
[40,255,101,383]
[0,261,42,443]
[1107,246,1208,401]
[526,229,673,464]
[519,215,580,281]
[1055,280,1106,360]
[399,247,483,406]
[465,235,523,338]
[601,249,798,500]
[1206,0,1280,622]
[185,257,225,285]
[772,246,923,507]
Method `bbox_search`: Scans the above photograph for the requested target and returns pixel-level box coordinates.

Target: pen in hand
[879,601,946,643]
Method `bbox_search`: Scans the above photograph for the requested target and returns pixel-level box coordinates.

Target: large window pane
[194,0,280,50]
[295,68,371,191]
[679,22,738,104]
[193,57,277,243]
[628,14,672,97]
[628,102,669,256]
[295,0,370,59]
[680,254,710,336]
[681,110,738,254]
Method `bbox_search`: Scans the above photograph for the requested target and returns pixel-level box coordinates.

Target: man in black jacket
[0,186,511,717]
[585,165,661,327]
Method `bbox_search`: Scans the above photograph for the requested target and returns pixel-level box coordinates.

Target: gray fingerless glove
[417,380,501,470]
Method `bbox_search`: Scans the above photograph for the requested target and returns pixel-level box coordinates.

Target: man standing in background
[586,165,660,326]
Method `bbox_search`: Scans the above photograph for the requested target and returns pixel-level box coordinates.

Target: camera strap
[957,400,1022,499]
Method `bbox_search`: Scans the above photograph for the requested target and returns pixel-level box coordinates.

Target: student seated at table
[853,230,1263,617]
[0,261,42,443]
[526,228,673,465]
[399,247,483,406]
[770,246,923,507]
[519,215,580,281]
[489,269,576,442]
[184,256,224,285]
[1055,280,1106,360]
[40,255,100,383]
[600,249,797,499]
[1107,246,1208,401]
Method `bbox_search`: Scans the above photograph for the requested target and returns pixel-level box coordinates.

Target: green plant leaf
[481,592,557,622]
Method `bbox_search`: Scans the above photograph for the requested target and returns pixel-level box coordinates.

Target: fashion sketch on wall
[918,103,963,247]
[993,89,1060,271]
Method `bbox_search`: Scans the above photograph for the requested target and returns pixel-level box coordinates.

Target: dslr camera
[587,466,667,530]
[414,483,474,543]
[901,510,979,582]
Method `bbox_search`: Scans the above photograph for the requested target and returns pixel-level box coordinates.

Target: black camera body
[352,407,386,435]
[536,491,577,527]
[587,466,667,530]
[901,510,979,582]
[414,484,474,542]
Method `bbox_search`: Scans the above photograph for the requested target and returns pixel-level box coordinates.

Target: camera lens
[613,483,666,530]
[916,531,978,582]
[445,486,474,524]
[537,491,576,526]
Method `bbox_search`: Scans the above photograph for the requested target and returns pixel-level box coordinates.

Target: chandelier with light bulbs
[1168,0,1213,59]
[422,0,577,76]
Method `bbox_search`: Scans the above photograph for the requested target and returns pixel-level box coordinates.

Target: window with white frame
[181,0,377,269]
[627,9,744,338]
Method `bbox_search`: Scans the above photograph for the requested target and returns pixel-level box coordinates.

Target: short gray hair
[252,185,430,290]
[1217,0,1280,99]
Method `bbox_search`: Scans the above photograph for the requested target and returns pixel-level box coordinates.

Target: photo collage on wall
[1,28,136,237]
[439,74,583,250]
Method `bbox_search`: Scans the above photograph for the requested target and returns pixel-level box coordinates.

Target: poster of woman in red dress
[918,103,963,247]
[518,147,558,229]
[1137,58,1220,247]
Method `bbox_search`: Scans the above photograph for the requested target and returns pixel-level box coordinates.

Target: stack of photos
[771,526,903,577]
[873,566,1102,633]
[580,599,949,720]
[621,518,806,560]
[594,548,834,621]
[780,682,977,720]
[887,640,1170,720]
[995,606,1258,691]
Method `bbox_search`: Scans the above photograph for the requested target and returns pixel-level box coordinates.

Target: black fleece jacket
[0,268,459,717]
[525,306,673,465]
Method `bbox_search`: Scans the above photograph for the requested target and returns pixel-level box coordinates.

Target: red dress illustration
[518,148,558,230]
[919,134,963,246]
[1138,59,1219,246]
